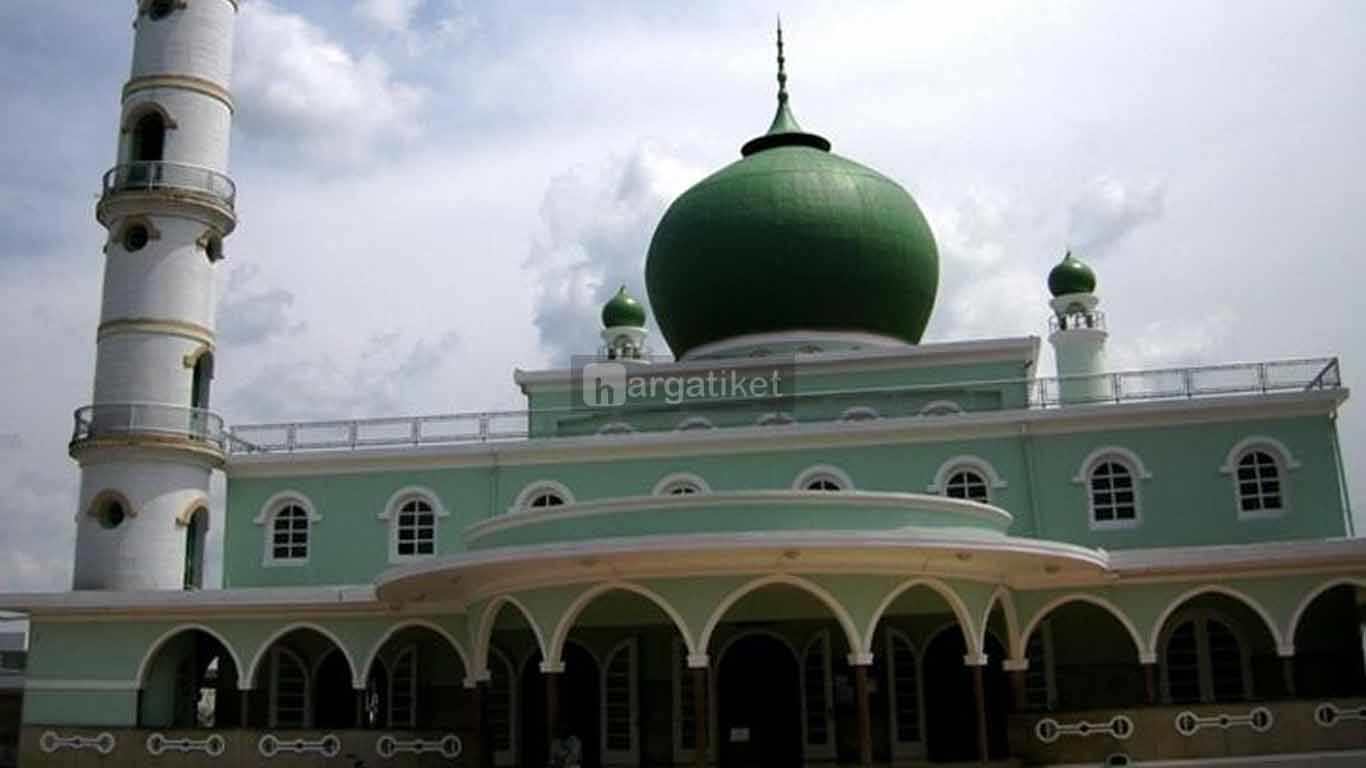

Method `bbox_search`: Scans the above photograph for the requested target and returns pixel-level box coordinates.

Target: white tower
[1047,251,1110,404]
[69,0,238,590]
[600,286,650,362]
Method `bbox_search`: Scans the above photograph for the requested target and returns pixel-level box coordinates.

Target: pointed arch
[360,619,471,686]
[864,577,979,659]
[980,587,1022,662]
[1148,585,1286,659]
[475,596,548,680]
[1019,594,1145,663]
[1289,577,1366,645]
[244,622,360,690]
[548,581,694,668]
[135,623,243,688]
[700,574,861,659]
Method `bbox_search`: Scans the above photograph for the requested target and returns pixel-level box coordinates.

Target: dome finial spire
[776,15,788,104]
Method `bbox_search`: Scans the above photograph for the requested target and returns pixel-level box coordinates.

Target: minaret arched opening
[183,506,207,590]
[131,111,166,164]
[191,351,214,410]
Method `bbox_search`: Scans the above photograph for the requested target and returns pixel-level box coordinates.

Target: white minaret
[69,0,238,590]
[600,286,650,362]
[1047,250,1109,404]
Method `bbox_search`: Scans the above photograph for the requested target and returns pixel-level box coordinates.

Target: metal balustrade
[225,357,1342,455]
[101,161,236,210]
[71,403,227,452]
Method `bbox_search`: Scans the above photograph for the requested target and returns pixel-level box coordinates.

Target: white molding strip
[1174,706,1274,736]
[147,732,226,757]
[1034,714,1134,743]
[40,731,116,755]
[376,734,462,759]
[258,733,340,758]
[24,678,139,691]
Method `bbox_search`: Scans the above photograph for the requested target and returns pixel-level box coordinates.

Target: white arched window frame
[1159,609,1253,705]
[840,406,881,422]
[509,481,575,515]
[597,421,636,435]
[1220,436,1300,520]
[918,400,963,417]
[254,493,321,567]
[378,488,449,564]
[652,473,711,496]
[793,465,854,492]
[675,416,715,432]
[268,645,310,728]
[885,629,926,759]
[756,411,796,427]
[927,455,1008,502]
[1072,447,1152,531]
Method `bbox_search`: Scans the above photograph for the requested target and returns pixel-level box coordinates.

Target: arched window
[146,0,177,21]
[132,111,166,164]
[944,469,990,502]
[269,646,309,728]
[653,473,709,496]
[675,416,714,432]
[840,406,880,422]
[269,504,310,564]
[183,506,207,590]
[756,412,796,427]
[597,422,635,435]
[794,465,852,492]
[1089,461,1137,526]
[1236,451,1282,514]
[394,497,436,559]
[1162,614,1250,704]
[919,400,963,417]
[190,351,214,410]
[512,481,574,514]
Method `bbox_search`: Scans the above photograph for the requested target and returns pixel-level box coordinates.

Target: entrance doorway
[923,628,1009,762]
[521,643,601,768]
[717,632,802,768]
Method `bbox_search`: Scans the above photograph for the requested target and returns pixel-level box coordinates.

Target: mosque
[5,1,1366,766]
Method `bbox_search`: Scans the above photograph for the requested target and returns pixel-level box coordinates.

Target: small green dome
[602,285,647,328]
[644,37,938,358]
[1048,251,1097,297]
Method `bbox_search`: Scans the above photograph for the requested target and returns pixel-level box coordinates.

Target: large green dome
[644,48,938,359]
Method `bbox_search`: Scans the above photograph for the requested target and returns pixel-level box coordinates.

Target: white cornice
[1108,538,1366,576]
[226,389,1347,479]
[513,336,1041,392]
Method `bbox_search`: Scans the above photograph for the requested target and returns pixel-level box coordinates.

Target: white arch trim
[377,485,450,520]
[510,480,576,515]
[548,581,696,668]
[700,574,862,660]
[475,595,548,679]
[1220,435,1302,474]
[1147,584,1288,659]
[135,623,245,690]
[980,587,1023,662]
[1019,594,1147,664]
[839,406,881,421]
[244,622,361,691]
[652,472,711,496]
[359,619,472,688]
[675,416,716,432]
[792,464,855,491]
[927,455,1009,494]
[756,412,796,426]
[1071,445,1153,483]
[919,400,963,416]
[252,490,322,525]
[1287,577,1366,647]
[597,421,636,435]
[864,577,980,659]
[174,496,211,527]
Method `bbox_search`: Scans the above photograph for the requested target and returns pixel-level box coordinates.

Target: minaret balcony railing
[101,161,236,211]
[71,403,227,453]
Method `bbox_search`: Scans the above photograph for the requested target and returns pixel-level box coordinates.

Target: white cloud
[355,0,423,33]
[1068,176,1165,256]
[524,144,703,363]
[234,1,427,164]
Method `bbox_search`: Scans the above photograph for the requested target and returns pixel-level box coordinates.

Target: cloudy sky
[0,0,1363,605]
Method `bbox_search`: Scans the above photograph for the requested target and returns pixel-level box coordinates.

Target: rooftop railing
[225,357,1342,455]
[71,403,227,452]
[101,161,236,210]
